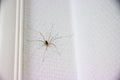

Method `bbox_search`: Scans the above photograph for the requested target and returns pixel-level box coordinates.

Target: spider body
[29,25,61,62]
[28,25,72,63]
[44,40,49,46]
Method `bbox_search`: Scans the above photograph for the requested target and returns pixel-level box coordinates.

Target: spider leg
[28,39,44,43]
[49,33,59,43]
[48,24,54,41]
[51,36,62,41]
[39,32,46,41]
[42,46,48,62]
[37,43,44,49]
[50,34,73,42]
[28,27,46,40]
[27,39,44,49]
[50,43,61,56]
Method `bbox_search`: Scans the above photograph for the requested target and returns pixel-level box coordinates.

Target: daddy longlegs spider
[28,25,63,62]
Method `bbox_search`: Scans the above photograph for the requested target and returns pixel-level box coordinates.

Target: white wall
[1,0,120,80]
[23,0,77,80]
[71,0,120,80]
[0,0,16,80]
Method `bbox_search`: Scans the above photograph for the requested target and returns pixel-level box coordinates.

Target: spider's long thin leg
[39,32,46,41]
[28,27,46,40]
[42,46,48,62]
[28,39,44,43]
[49,33,59,43]
[50,34,73,42]
[38,43,44,49]
[48,24,54,41]
[27,39,44,49]
[52,36,62,41]
[50,43,61,56]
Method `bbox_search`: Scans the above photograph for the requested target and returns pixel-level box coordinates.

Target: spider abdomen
[45,40,49,46]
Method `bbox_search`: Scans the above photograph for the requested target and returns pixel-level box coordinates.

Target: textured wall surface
[71,0,120,80]
[23,0,77,80]
[24,0,120,80]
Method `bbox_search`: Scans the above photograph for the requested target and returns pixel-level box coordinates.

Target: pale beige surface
[0,0,16,80]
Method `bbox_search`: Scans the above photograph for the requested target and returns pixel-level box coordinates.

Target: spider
[29,25,62,62]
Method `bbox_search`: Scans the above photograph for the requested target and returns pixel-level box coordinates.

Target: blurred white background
[0,0,16,80]
[0,0,120,80]
[71,0,120,80]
